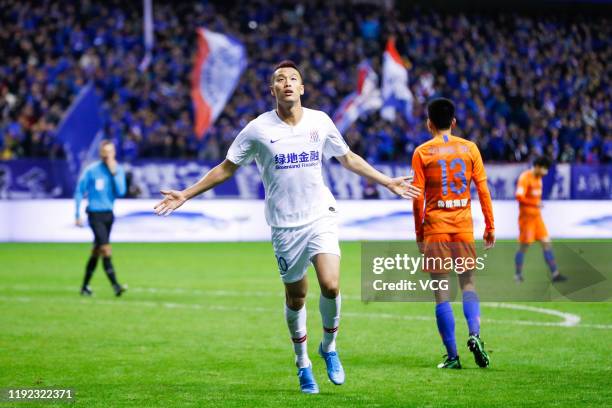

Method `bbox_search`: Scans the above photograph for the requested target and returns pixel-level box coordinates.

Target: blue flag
[55,83,103,183]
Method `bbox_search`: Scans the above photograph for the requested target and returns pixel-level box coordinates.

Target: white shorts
[271,215,341,283]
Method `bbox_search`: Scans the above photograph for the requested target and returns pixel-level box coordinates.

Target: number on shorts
[276,255,288,272]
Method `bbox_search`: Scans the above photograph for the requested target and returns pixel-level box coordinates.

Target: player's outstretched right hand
[386,176,421,200]
[154,190,187,216]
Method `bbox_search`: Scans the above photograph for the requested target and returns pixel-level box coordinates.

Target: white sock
[319,293,341,353]
[284,304,310,368]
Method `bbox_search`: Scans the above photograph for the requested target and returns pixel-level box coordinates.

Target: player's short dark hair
[427,98,455,130]
[533,156,552,169]
[271,60,303,83]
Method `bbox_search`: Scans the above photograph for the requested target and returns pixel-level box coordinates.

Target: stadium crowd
[0,0,610,163]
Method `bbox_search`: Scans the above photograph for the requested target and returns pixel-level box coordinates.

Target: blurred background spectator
[0,0,609,163]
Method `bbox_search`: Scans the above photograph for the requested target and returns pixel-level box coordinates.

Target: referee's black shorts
[87,211,114,246]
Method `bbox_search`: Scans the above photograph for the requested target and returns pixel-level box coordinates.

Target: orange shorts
[422,232,477,274]
[518,214,549,244]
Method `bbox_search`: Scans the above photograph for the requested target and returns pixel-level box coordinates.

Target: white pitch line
[2,284,283,299]
[1,287,609,329]
[483,302,581,327]
[0,295,441,325]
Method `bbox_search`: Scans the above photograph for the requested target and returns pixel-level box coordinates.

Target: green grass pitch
[1,241,611,407]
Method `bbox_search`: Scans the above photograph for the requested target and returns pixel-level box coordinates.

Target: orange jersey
[515,169,542,216]
[411,134,494,238]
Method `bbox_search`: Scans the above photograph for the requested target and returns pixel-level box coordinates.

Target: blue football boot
[318,343,345,385]
[297,364,319,394]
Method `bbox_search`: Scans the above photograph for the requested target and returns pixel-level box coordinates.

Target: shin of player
[283,252,343,389]
[412,98,494,369]
[514,157,566,283]
[432,272,481,365]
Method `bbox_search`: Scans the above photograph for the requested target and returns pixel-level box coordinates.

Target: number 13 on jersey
[437,158,467,196]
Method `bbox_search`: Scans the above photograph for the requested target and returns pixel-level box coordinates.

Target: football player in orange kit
[412,98,495,369]
[514,157,567,283]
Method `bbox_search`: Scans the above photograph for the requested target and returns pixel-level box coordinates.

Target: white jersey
[226,108,350,228]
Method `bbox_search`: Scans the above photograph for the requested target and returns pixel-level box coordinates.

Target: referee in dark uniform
[75,140,127,296]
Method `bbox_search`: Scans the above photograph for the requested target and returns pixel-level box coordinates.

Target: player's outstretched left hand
[154,189,187,216]
[386,176,421,200]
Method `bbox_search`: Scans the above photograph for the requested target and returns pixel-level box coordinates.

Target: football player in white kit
[154,61,420,394]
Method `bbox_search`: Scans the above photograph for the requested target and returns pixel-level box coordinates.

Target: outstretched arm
[154,159,239,216]
[336,151,420,199]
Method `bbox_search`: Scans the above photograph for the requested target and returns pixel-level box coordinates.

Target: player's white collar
[273,107,306,128]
